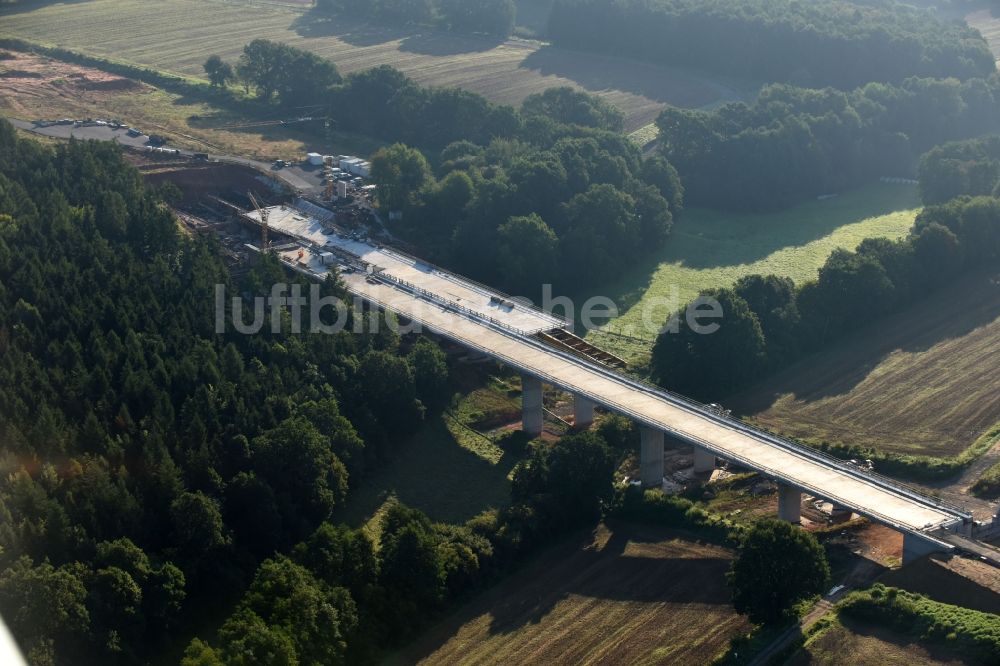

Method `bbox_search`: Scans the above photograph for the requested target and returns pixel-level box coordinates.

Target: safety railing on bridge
[350,282,965,536]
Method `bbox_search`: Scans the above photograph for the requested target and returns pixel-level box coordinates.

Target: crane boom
[247,191,269,250]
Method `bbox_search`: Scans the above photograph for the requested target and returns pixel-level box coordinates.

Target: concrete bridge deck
[344,271,964,537]
[256,203,971,546]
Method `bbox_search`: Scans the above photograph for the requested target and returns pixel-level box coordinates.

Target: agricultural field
[729,268,1000,460]
[584,183,920,362]
[0,50,383,159]
[0,0,742,131]
[788,617,980,666]
[386,523,749,665]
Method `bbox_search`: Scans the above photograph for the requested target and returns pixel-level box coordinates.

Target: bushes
[840,585,1000,664]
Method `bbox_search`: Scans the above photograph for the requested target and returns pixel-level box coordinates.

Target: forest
[0,120,638,664]
[657,76,1000,211]
[547,0,995,89]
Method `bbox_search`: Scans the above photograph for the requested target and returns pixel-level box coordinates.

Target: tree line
[657,76,1000,211]
[547,0,995,89]
[651,194,1000,401]
[313,0,516,37]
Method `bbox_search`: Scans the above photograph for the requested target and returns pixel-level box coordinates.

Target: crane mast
[247,191,269,250]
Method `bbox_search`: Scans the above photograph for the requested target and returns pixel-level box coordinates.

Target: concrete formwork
[641,427,665,487]
[521,373,543,437]
[778,484,802,523]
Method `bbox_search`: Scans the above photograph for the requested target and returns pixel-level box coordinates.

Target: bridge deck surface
[341,273,960,535]
[252,206,563,334]
[263,204,963,537]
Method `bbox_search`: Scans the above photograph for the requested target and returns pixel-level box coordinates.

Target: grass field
[334,374,525,533]
[387,523,749,665]
[584,183,921,362]
[0,0,743,131]
[789,616,979,666]
[728,269,1000,460]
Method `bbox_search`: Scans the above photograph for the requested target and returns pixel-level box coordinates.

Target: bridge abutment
[640,427,664,487]
[902,532,948,565]
[521,373,543,437]
[693,446,717,474]
[573,394,596,429]
[777,484,802,523]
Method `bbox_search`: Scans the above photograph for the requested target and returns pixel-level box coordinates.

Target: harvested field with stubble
[387,523,749,666]
[0,0,741,131]
[729,269,1000,459]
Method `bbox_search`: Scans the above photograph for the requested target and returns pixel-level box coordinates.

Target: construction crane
[247,190,269,250]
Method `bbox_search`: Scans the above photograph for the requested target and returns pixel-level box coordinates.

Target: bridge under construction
[242,201,978,564]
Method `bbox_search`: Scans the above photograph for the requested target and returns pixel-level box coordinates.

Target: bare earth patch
[0,51,143,115]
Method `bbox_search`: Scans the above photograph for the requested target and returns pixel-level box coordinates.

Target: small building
[306,152,324,166]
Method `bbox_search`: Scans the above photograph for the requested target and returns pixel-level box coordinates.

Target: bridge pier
[777,484,802,523]
[640,427,664,487]
[902,532,948,565]
[521,373,543,437]
[693,446,717,474]
[573,394,596,429]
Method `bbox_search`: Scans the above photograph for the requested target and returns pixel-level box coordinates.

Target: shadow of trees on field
[520,45,723,109]
[728,269,1000,414]
[290,9,505,55]
[487,526,732,636]
[581,187,923,324]
[399,31,505,57]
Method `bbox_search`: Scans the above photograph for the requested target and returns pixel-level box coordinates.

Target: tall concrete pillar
[640,427,664,487]
[573,394,596,429]
[777,484,802,523]
[521,373,543,437]
[693,446,717,474]
[902,532,948,565]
